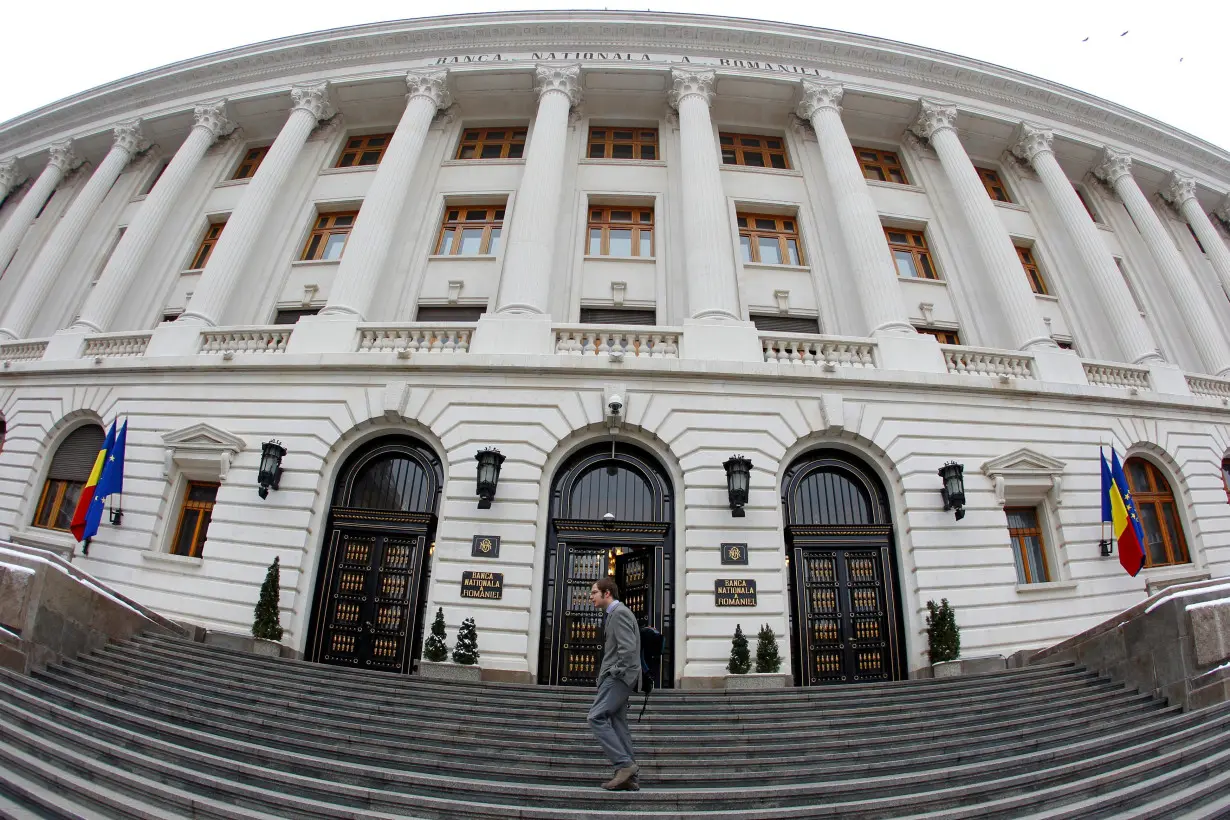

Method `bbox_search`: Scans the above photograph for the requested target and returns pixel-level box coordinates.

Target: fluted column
[72,101,235,333]
[322,70,450,320]
[1163,172,1230,299]
[798,81,913,336]
[0,141,77,277]
[493,65,579,315]
[911,101,1053,351]
[179,82,333,327]
[0,121,145,341]
[0,159,22,203]
[666,68,741,321]
[1010,125,1162,365]
[1094,148,1230,376]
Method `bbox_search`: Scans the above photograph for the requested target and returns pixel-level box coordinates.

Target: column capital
[797,79,843,119]
[0,158,21,192]
[534,64,581,107]
[111,118,147,156]
[290,82,335,121]
[192,100,236,140]
[667,67,715,109]
[406,68,452,110]
[1010,123,1054,165]
[46,140,79,174]
[1093,146,1133,185]
[909,99,958,141]
[1215,194,1230,225]
[1161,171,1197,207]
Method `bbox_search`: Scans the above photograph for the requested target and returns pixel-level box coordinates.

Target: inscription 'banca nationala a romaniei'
[432,53,831,75]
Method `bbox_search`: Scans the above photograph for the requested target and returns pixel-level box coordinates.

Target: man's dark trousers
[588,676,636,768]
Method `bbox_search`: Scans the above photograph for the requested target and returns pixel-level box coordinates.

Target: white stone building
[1,11,1228,688]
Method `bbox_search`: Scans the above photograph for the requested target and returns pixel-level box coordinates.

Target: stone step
[0,669,1205,791]
[40,659,1162,761]
[81,644,1128,734]
[2,682,1228,819]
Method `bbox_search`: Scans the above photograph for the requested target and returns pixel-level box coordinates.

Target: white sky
[6,1,1229,152]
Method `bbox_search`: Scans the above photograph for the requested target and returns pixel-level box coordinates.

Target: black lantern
[476,447,506,509]
[258,440,286,499]
[938,461,966,521]
[1099,539,1114,557]
[724,455,753,518]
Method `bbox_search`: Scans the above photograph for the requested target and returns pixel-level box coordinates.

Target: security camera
[607,395,624,415]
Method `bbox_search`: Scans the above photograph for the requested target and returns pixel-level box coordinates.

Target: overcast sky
[6,1,1228,152]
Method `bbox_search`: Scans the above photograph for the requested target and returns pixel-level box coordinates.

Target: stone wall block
[41,568,94,627]
[1189,601,1230,667]
[0,641,27,674]
[0,564,35,629]
[1075,630,1126,672]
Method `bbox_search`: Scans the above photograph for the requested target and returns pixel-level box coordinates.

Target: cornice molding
[0,12,1225,183]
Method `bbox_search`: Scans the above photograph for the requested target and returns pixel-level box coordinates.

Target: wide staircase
[1,633,1229,819]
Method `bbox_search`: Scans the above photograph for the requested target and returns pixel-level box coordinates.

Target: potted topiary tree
[726,621,791,690]
[422,607,449,663]
[243,556,285,657]
[727,624,751,675]
[419,611,482,682]
[755,623,782,674]
[927,598,963,677]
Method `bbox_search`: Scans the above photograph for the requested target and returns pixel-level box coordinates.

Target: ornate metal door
[793,544,899,684]
[553,542,606,686]
[311,520,429,674]
[615,550,652,626]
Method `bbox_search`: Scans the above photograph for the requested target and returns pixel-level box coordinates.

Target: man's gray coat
[599,601,641,691]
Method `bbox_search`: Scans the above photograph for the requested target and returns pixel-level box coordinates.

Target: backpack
[637,626,664,720]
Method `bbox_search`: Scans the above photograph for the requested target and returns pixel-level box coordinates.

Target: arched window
[1123,457,1190,568]
[33,424,105,531]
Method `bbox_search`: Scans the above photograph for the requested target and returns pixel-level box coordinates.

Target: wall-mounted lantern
[476,447,506,509]
[257,440,286,499]
[724,455,753,518]
[938,461,966,521]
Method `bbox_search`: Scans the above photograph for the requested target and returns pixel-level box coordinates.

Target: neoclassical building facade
[1,11,1229,686]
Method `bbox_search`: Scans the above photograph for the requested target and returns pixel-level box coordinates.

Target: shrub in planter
[251,557,284,642]
[452,617,480,665]
[727,624,750,674]
[755,623,782,673]
[423,607,449,663]
[926,598,961,663]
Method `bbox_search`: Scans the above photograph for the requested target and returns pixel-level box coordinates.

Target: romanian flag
[84,419,127,541]
[1101,447,1147,576]
[69,420,116,542]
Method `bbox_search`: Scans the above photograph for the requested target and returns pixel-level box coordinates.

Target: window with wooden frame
[737,213,804,266]
[578,307,657,325]
[1074,186,1101,223]
[300,211,358,261]
[1123,457,1190,567]
[1016,245,1049,295]
[854,147,909,185]
[588,127,658,160]
[978,167,1012,203]
[336,133,394,168]
[719,133,790,169]
[587,206,654,257]
[455,127,527,160]
[916,326,961,345]
[32,425,105,532]
[751,314,821,334]
[171,481,220,558]
[1005,507,1051,584]
[189,221,226,270]
[273,307,320,325]
[434,205,504,256]
[885,228,939,279]
[416,305,486,322]
[231,145,270,180]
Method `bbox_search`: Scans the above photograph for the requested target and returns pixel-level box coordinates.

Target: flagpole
[1098,442,1112,558]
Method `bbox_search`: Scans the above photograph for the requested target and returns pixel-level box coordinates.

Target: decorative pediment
[981,448,1066,506]
[162,423,246,481]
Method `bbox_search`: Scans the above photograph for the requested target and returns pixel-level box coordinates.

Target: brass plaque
[720,542,748,565]
[471,534,501,558]
[715,578,757,607]
[461,570,504,600]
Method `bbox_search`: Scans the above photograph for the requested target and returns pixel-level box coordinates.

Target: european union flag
[84,420,127,540]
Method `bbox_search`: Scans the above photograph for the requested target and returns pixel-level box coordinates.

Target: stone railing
[199,327,291,355]
[760,334,877,368]
[82,332,152,359]
[1187,375,1230,400]
[554,326,681,358]
[942,346,1036,379]
[0,339,48,363]
[358,324,474,354]
[1084,361,1151,391]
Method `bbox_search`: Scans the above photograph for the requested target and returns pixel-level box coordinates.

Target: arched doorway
[782,449,906,686]
[306,436,442,674]
[539,442,674,687]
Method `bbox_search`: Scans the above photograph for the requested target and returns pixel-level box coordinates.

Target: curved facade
[1,11,1229,685]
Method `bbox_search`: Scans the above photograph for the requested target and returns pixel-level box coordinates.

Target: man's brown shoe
[601,764,639,790]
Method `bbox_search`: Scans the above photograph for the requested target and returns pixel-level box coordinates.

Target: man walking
[587,577,641,790]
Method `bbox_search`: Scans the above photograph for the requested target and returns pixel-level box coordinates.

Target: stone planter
[932,655,1007,678]
[932,659,963,678]
[419,660,482,682]
[204,630,286,658]
[724,672,792,690]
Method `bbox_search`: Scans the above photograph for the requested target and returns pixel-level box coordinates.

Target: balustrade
[1186,375,1230,400]
[82,333,152,358]
[0,340,48,362]
[943,346,1036,379]
[199,328,291,354]
[1084,361,1151,391]
[554,327,680,359]
[358,324,473,354]
[760,334,877,368]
